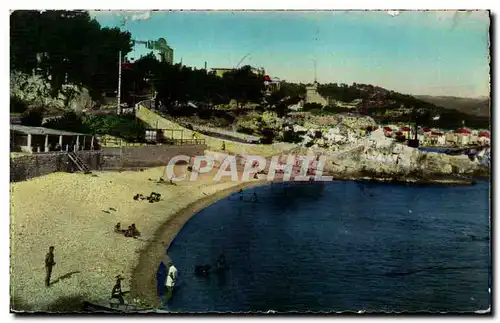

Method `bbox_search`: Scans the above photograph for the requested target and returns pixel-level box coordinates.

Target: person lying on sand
[120,224,141,238]
[114,222,131,236]
[130,223,141,237]
[146,192,161,203]
[124,225,134,238]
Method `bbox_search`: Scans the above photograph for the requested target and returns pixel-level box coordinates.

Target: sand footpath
[10,166,264,312]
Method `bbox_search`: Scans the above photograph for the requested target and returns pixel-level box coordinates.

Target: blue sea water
[158,181,491,313]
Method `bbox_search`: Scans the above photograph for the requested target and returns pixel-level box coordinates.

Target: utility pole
[117,50,122,115]
[408,107,411,139]
[314,59,317,84]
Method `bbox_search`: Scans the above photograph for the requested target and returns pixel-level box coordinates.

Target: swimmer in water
[252,192,258,202]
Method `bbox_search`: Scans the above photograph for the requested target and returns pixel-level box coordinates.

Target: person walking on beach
[111,275,125,305]
[45,246,56,287]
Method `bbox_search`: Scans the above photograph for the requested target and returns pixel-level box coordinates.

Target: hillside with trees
[316,83,490,130]
[11,10,132,100]
[415,95,490,117]
[10,10,490,144]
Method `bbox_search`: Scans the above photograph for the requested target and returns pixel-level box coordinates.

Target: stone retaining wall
[101,144,207,169]
[10,144,208,181]
[10,151,102,182]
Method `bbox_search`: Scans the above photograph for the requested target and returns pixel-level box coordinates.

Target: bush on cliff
[43,112,90,133]
[10,95,28,114]
[235,111,284,143]
[21,107,44,127]
[302,102,324,112]
[83,115,147,142]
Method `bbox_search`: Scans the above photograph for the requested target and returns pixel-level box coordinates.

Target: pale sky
[91,10,490,98]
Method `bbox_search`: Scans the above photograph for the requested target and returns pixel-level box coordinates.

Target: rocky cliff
[293,128,489,184]
[10,71,94,114]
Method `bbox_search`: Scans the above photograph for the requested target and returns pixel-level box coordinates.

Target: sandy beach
[10,165,265,312]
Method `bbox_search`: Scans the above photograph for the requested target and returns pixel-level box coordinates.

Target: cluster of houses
[377,125,490,147]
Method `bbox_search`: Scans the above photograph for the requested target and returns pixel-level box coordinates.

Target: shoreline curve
[128,172,485,308]
[130,179,270,308]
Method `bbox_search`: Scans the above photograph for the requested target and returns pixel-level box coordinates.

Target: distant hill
[415,95,490,117]
[313,82,490,129]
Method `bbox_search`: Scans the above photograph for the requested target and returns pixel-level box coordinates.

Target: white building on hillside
[305,82,328,107]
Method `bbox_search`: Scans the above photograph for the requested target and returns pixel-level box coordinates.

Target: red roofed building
[121,62,133,70]
[455,128,472,135]
[454,128,472,145]
[479,130,490,138]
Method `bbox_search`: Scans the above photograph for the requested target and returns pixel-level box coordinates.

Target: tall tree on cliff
[121,52,162,103]
[223,65,265,108]
[10,10,132,99]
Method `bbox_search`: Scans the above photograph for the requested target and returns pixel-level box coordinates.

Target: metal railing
[99,137,136,147]
[165,138,206,145]
[99,136,205,147]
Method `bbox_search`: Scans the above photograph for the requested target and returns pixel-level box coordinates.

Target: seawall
[102,144,207,169]
[10,151,102,182]
[10,144,208,182]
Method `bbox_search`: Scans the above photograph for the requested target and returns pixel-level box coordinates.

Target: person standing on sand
[111,275,125,305]
[45,246,56,287]
[165,262,177,295]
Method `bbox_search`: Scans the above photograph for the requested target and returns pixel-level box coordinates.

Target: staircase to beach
[68,152,91,173]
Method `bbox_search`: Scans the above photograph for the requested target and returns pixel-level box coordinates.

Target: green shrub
[21,107,44,126]
[302,102,323,111]
[308,108,323,115]
[323,105,351,114]
[283,130,303,143]
[10,95,28,114]
[43,112,89,133]
[43,113,147,142]
[84,115,147,142]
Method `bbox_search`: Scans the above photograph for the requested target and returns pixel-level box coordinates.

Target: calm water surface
[158,181,491,313]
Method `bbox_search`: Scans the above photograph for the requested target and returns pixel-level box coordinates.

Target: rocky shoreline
[330,168,490,187]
